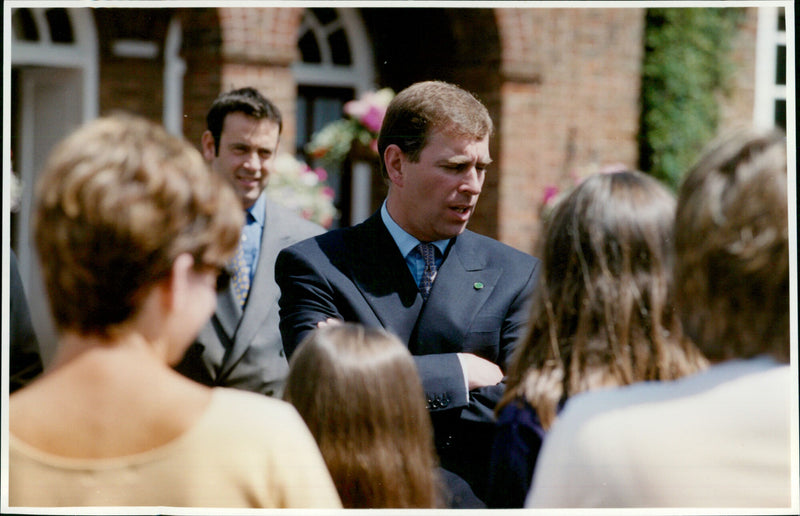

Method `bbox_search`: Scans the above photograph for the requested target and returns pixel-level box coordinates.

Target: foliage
[306,88,395,168]
[266,154,338,228]
[639,7,745,188]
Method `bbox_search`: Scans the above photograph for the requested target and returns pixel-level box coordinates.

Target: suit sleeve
[415,353,469,411]
[464,258,540,419]
[275,244,344,358]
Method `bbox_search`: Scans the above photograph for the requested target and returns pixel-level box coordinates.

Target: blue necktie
[417,243,438,300]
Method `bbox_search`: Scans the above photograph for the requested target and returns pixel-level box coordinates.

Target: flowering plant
[306,88,395,167]
[266,154,338,228]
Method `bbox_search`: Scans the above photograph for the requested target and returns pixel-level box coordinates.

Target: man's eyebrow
[227,141,274,153]
[438,155,493,166]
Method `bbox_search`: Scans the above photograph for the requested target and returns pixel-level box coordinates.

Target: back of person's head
[675,127,788,363]
[502,170,707,428]
[284,323,441,508]
[205,87,283,154]
[377,80,493,179]
[34,114,243,337]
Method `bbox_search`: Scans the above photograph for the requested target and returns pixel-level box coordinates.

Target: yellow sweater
[9,388,342,509]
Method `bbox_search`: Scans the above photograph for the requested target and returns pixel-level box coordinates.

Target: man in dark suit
[175,87,323,397]
[276,81,540,503]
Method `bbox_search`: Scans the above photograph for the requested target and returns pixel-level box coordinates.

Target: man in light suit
[175,87,324,397]
[276,81,540,503]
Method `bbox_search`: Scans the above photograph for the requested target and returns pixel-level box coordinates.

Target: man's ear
[384,144,405,187]
[201,130,216,162]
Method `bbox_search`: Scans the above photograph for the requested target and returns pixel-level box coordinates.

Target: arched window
[293,7,375,227]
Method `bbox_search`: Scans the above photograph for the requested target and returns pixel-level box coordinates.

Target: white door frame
[7,6,99,365]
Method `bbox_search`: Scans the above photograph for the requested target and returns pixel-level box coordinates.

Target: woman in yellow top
[9,114,341,509]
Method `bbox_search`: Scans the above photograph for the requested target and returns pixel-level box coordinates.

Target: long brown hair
[500,170,707,429]
[284,324,442,508]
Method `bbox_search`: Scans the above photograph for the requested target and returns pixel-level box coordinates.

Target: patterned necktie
[417,242,439,301]
[230,243,250,309]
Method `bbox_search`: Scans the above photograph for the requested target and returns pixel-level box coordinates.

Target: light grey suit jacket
[175,198,324,396]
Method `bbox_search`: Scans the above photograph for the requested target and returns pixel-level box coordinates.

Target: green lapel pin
[473,282,484,290]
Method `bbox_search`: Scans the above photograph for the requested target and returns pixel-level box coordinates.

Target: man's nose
[243,152,261,171]
[460,167,483,195]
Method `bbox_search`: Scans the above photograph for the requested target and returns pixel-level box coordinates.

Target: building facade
[7,4,784,362]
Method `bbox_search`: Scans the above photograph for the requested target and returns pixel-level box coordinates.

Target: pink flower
[344,98,368,120]
[543,185,560,206]
[344,89,394,133]
[359,105,386,133]
[322,186,335,199]
[313,167,328,182]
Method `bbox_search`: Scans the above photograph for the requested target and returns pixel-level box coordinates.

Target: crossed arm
[276,240,539,415]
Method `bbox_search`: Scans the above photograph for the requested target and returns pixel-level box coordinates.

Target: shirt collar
[380,201,450,258]
[245,191,267,227]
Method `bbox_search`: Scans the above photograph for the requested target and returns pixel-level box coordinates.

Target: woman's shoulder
[204,388,304,429]
[182,389,321,466]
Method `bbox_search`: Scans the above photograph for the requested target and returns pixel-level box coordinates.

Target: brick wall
[180,8,223,147]
[216,8,303,151]
[92,6,758,254]
[180,8,304,149]
[720,8,758,130]
[495,8,646,253]
[94,8,171,121]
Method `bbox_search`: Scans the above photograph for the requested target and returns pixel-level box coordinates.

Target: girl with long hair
[284,323,446,508]
[486,170,708,508]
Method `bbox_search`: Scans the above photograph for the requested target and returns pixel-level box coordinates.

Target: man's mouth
[236,176,260,187]
[450,205,473,218]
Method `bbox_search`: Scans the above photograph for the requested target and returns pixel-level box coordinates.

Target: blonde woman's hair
[34,114,243,336]
[500,170,707,429]
[284,323,442,508]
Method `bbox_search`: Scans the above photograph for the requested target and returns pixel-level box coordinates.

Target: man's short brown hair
[674,127,788,363]
[34,114,243,336]
[377,81,493,179]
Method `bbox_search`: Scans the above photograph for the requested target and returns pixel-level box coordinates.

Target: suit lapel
[414,231,500,353]
[214,286,242,340]
[345,213,424,344]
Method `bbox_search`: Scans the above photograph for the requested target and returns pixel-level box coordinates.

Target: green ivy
[639,8,745,188]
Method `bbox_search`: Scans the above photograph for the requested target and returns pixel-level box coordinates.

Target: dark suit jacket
[175,199,324,397]
[275,210,540,499]
[9,249,44,393]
